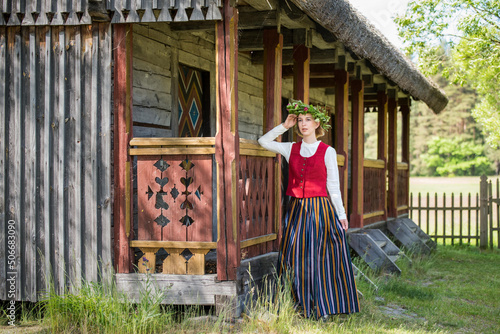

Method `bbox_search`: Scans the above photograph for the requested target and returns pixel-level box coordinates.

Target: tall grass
[41,274,174,333]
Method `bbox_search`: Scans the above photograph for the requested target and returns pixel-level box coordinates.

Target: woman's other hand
[340,219,349,230]
[283,114,297,129]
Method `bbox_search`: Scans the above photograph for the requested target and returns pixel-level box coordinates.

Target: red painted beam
[387,96,398,218]
[292,44,310,104]
[216,0,240,281]
[377,90,388,221]
[350,80,364,228]
[335,69,349,213]
[113,24,133,273]
[263,28,283,252]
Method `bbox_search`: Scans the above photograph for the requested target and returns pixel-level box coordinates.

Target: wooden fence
[409,175,499,248]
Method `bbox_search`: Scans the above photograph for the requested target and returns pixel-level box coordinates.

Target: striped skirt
[278,197,360,318]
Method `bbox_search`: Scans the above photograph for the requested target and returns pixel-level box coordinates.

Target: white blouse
[258,123,347,220]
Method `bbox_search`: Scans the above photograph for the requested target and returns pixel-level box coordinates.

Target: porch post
[400,99,410,164]
[293,44,310,104]
[400,98,411,215]
[113,24,133,273]
[387,91,398,218]
[334,66,349,214]
[377,89,388,221]
[215,0,240,281]
[263,28,283,250]
[350,79,364,228]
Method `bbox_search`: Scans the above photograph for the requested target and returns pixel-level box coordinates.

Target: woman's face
[297,113,320,137]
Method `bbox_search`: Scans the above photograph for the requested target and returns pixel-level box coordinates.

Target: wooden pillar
[400,98,411,214]
[113,24,133,273]
[387,93,398,218]
[350,79,364,228]
[377,90,388,221]
[263,28,283,250]
[263,29,283,132]
[400,99,410,163]
[334,68,349,212]
[215,0,240,281]
[292,44,310,104]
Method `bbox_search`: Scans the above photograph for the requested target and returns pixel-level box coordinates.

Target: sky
[347,0,412,49]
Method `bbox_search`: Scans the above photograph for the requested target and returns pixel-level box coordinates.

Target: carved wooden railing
[363,159,387,224]
[238,139,279,259]
[397,162,410,213]
[129,137,216,275]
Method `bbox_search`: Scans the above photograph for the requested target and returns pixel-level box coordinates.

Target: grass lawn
[409,176,500,247]
[2,245,499,333]
[410,175,500,196]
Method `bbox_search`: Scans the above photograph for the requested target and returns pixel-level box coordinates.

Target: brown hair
[294,124,327,138]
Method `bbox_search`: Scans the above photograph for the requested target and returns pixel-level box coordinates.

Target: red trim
[334,70,349,214]
[113,24,133,273]
[387,97,398,218]
[216,0,240,281]
[350,80,364,228]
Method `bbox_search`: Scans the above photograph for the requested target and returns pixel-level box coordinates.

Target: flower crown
[286,99,331,131]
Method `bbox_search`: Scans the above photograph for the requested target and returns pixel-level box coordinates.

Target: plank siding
[0,24,112,301]
[7,25,23,301]
[1,0,222,25]
[0,25,6,300]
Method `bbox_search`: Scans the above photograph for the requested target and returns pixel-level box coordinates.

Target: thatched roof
[290,0,448,113]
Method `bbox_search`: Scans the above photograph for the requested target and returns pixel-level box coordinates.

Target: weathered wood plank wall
[0,0,223,25]
[0,24,112,302]
[132,23,218,137]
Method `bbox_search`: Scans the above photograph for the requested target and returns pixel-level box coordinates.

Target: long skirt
[278,197,360,318]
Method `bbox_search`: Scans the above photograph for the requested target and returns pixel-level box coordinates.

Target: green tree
[396,0,500,147]
[422,136,493,176]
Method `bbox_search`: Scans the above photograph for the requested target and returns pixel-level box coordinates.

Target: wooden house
[0,0,447,311]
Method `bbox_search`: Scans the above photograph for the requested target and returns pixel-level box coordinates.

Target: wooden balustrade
[129,138,216,275]
[238,139,278,259]
[363,159,387,224]
[397,162,409,213]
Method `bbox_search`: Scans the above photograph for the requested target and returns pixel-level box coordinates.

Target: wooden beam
[387,95,398,218]
[401,100,411,215]
[113,24,133,274]
[335,69,349,211]
[283,63,335,78]
[240,0,278,11]
[350,79,364,228]
[263,28,283,132]
[310,77,335,88]
[262,28,283,253]
[215,0,240,281]
[293,44,310,103]
[238,10,277,29]
[376,89,389,222]
[252,48,336,65]
[400,102,410,164]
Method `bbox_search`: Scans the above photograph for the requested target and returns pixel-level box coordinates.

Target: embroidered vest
[286,141,329,198]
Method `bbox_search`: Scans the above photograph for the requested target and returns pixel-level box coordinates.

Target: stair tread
[375,240,387,248]
[387,255,399,262]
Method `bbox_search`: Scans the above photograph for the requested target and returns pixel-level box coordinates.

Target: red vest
[286,142,329,198]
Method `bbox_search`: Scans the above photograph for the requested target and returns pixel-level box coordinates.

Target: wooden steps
[387,218,437,255]
[349,229,408,275]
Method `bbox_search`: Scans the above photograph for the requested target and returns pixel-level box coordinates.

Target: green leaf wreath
[286,99,331,131]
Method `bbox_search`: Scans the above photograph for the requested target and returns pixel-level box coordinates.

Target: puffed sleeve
[257,123,294,162]
[325,147,347,220]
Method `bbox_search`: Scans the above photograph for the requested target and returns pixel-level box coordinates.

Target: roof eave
[289,0,448,113]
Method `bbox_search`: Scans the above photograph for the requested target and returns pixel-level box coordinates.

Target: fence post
[480,175,488,249]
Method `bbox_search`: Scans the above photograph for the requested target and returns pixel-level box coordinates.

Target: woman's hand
[283,114,297,129]
[340,219,349,230]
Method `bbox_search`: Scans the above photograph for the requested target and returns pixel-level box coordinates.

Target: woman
[258,100,360,319]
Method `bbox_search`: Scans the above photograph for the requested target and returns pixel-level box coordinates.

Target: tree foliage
[395,0,500,147]
[422,136,493,176]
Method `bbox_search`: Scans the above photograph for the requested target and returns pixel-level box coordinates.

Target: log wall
[0,24,113,302]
